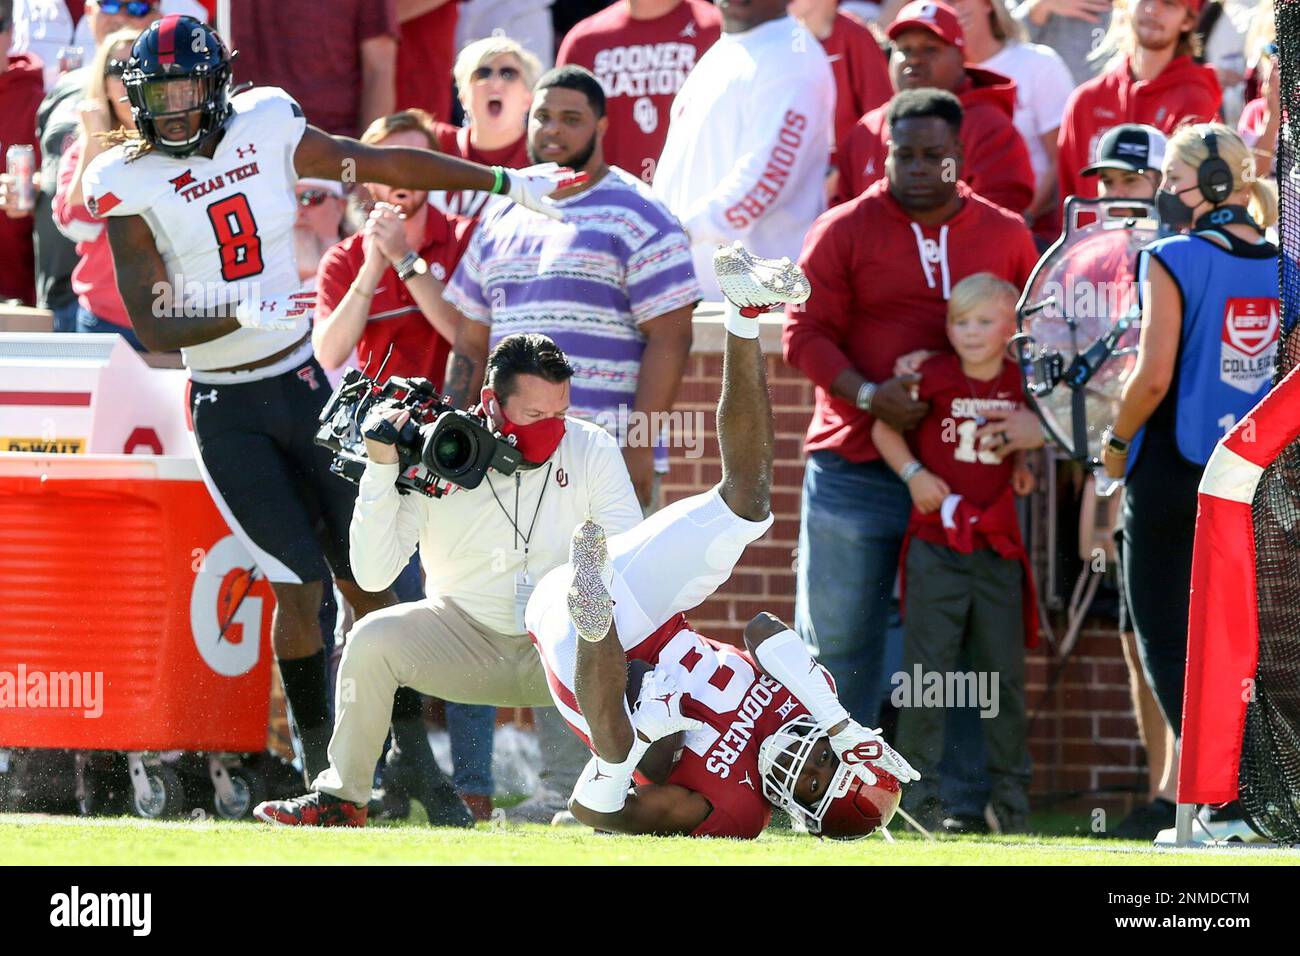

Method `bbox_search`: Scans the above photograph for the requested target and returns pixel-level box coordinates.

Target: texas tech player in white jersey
[87,13,579,788]
[84,86,308,375]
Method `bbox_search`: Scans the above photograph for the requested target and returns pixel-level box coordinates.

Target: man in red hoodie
[784,87,1038,729]
[835,0,1033,214]
[0,1,46,305]
[1057,0,1221,204]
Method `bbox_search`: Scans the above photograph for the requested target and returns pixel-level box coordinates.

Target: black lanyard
[487,462,552,558]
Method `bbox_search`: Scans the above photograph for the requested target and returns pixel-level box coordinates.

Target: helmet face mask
[124,15,233,158]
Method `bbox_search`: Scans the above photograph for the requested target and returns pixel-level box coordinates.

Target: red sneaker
[254,790,368,827]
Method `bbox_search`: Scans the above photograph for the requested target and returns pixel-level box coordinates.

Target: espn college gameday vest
[1130,231,1280,470]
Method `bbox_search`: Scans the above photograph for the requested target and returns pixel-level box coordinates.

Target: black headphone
[1196,128,1235,205]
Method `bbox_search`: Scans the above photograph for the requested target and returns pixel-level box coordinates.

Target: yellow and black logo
[4,437,86,454]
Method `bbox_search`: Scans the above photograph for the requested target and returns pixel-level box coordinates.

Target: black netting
[1238,0,1300,844]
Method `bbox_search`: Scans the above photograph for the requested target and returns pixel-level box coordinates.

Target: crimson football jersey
[909,353,1026,509]
[625,617,814,839]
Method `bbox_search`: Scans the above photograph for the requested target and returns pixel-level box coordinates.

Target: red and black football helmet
[758,714,902,839]
[123,14,233,157]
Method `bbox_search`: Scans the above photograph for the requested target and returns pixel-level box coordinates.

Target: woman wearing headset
[1102,124,1280,732]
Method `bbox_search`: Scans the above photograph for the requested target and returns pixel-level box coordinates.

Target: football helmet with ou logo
[758,714,902,839]
[124,14,234,157]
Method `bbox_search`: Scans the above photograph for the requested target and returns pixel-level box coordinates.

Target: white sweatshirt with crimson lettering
[651,15,834,299]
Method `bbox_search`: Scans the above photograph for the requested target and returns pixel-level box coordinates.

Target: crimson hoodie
[835,66,1035,214]
[783,178,1039,463]
[821,12,892,152]
[1058,54,1222,204]
[0,53,46,305]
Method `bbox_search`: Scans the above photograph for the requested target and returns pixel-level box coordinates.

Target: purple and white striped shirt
[443,166,701,465]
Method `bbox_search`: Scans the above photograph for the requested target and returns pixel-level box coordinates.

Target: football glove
[829,720,921,786]
[502,163,587,220]
[234,290,315,332]
[631,671,703,743]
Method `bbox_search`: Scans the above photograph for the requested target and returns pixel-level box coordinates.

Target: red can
[6,144,36,213]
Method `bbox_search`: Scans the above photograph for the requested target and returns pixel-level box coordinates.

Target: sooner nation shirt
[558,0,721,181]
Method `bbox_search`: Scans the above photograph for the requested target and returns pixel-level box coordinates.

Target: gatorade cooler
[0,334,274,752]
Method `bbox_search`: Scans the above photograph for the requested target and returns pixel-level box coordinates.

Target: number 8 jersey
[83,86,309,372]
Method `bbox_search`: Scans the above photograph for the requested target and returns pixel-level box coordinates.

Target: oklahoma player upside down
[524,244,919,838]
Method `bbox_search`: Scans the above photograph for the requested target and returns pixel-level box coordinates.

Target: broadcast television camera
[314,369,523,497]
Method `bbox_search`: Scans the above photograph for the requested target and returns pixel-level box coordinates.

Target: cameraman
[256,333,643,826]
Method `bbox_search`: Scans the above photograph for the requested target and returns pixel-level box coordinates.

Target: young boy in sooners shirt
[871,273,1037,833]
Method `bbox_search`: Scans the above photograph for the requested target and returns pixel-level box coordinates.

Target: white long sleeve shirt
[651,15,835,299]
[350,416,642,635]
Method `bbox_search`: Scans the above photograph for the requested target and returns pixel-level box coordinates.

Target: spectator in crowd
[9,0,74,90]
[556,0,721,183]
[951,0,1074,243]
[1238,46,1278,180]
[396,0,460,125]
[442,67,698,820]
[444,65,698,512]
[1197,0,1261,125]
[312,109,492,822]
[458,0,556,71]
[872,273,1037,833]
[836,1,1035,215]
[783,89,1038,726]
[1082,121,1166,198]
[1011,0,1113,85]
[1057,0,1221,206]
[431,37,538,220]
[786,0,892,156]
[0,0,47,306]
[50,28,142,346]
[72,1,205,58]
[293,180,347,287]
[1101,125,1278,742]
[651,0,833,299]
[230,0,398,138]
[315,112,473,393]
[26,0,158,328]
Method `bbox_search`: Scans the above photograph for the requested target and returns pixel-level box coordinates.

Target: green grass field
[2,813,1296,865]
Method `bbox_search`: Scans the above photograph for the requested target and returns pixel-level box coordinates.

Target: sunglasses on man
[96,1,159,17]
[297,189,333,207]
[471,65,521,84]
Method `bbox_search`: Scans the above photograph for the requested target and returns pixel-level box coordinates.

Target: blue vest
[1128,231,1280,473]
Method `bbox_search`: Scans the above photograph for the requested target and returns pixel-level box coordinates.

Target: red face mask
[496,410,566,464]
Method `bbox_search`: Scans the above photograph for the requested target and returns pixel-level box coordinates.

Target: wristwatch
[856,381,877,412]
[1102,426,1131,455]
[395,251,428,282]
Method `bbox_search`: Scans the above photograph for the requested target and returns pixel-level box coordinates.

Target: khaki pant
[313,596,552,804]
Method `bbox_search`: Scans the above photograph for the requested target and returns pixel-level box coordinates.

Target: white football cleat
[713,240,811,316]
[567,519,615,643]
